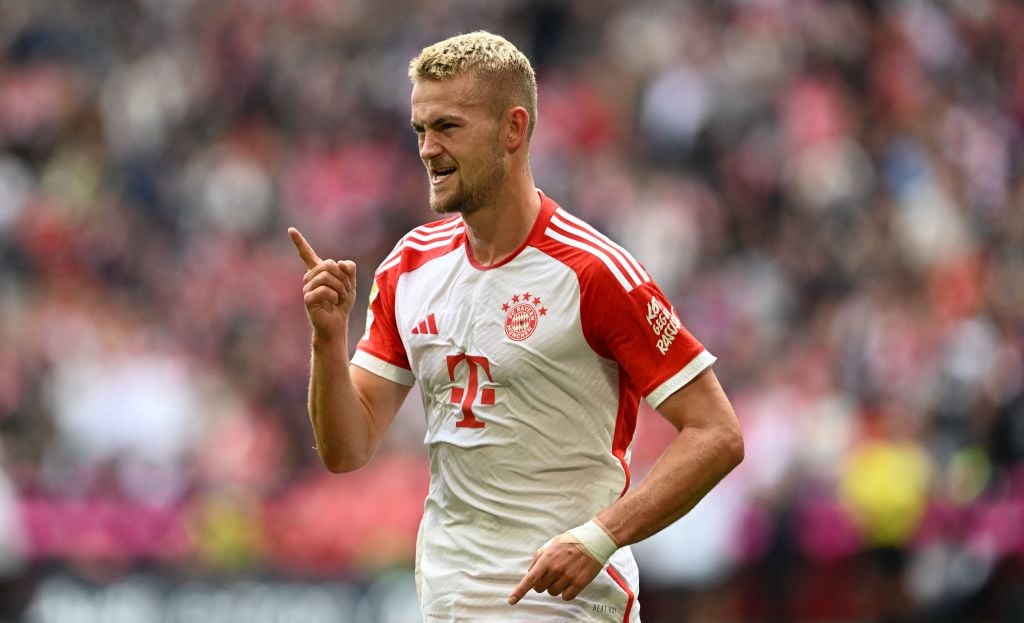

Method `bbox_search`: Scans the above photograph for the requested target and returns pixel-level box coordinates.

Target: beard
[429,142,507,215]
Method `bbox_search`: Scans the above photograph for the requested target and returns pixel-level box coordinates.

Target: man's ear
[504,106,530,152]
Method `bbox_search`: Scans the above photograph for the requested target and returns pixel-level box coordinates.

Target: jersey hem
[351,350,416,386]
[644,350,716,408]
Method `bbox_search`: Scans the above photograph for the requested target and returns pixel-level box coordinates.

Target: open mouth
[431,166,456,185]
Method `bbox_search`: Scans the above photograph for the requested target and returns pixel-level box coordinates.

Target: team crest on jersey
[501,291,547,341]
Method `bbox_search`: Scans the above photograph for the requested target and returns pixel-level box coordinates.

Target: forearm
[509,415,741,607]
[289,229,401,473]
[308,327,375,472]
[596,420,743,546]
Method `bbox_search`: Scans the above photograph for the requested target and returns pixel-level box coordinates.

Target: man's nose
[420,132,443,161]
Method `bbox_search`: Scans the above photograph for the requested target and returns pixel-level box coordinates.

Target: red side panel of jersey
[356,217,465,371]
[534,203,707,499]
[612,371,639,497]
[606,564,636,623]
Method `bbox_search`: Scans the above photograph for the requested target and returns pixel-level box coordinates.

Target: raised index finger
[288,227,321,270]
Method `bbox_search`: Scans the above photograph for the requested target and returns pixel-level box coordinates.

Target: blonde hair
[409,31,538,139]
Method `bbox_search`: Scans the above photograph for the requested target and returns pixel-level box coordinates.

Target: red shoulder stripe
[377,225,464,275]
[554,209,650,284]
[544,221,636,291]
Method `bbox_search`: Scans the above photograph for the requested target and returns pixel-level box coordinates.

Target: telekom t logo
[446,354,495,429]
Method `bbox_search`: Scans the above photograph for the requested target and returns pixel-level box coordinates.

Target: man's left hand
[508,538,603,604]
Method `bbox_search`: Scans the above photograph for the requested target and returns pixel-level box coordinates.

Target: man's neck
[461,177,541,266]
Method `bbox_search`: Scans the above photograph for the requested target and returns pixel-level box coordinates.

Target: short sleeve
[581,270,715,409]
[352,267,415,386]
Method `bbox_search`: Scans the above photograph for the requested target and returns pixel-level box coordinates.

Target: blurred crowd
[0,0,1022,621]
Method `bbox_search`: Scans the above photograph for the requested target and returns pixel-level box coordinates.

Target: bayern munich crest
[501,290,548,341]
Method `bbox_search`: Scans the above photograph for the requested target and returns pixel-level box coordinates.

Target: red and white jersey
[352,192,715,622]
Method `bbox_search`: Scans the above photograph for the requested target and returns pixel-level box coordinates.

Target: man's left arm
[596,367,743,543]
[509,367,743,604]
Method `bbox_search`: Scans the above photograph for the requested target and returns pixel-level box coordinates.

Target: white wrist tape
[564,519,618,565]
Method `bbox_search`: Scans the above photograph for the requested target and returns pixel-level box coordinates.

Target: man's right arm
[309,333,410,472]
[290,227,411,473]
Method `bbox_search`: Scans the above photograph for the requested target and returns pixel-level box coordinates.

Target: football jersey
[351,191,715,623]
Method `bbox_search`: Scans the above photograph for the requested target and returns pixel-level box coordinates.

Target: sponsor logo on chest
[500,290,548,341]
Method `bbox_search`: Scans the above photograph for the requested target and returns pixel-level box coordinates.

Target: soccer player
[289,31,743,622]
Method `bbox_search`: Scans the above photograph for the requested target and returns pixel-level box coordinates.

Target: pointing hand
[509,538,603,605]
[289,227,357,340]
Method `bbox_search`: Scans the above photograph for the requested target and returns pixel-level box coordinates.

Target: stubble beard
[429,145,508,216]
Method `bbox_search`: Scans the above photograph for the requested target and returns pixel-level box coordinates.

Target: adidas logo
[411,313,438,335]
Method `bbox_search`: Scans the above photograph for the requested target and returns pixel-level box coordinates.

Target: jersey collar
[462,189,558,271]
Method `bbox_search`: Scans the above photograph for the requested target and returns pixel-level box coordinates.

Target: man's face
[411,73,507,215]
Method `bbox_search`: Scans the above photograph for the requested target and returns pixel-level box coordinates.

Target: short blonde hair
[409,31,538,140]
